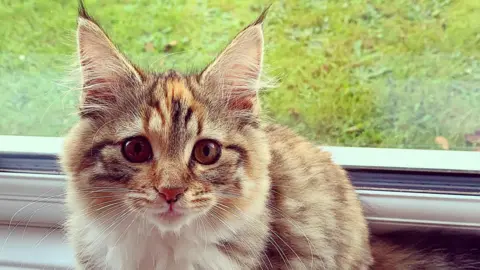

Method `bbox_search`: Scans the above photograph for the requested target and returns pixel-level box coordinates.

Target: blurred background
[1,0,479,150]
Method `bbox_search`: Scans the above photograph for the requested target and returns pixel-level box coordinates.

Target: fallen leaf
[363,38,375,49]
[288,108,300,121]
[435,136,449,150]
[312,64,330,77]
[164,40,178,52]
[321,64,330,73]
[144,42,155,52]
[346,126,361,133]
[465,133,480,144]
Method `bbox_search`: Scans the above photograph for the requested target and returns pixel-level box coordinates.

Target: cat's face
[61,7,271,231]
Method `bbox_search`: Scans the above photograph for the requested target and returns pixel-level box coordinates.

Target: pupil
[202,145,211,157]
[134,143,142,154]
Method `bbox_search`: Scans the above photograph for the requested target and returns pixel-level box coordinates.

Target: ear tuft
[78,0,90,20]
[77,0,98,24]
[251,4,271,26]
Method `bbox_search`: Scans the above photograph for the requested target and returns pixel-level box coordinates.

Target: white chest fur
[77,218,238,270]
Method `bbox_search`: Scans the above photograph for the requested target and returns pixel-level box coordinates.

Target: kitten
[60,3,373,270]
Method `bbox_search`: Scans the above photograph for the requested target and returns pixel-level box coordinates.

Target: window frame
[2,135,480,173]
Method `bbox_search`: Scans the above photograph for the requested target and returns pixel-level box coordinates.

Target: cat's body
[64,120,372,270]
[61,2,478,270]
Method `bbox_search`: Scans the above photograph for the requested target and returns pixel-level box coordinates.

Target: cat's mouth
[145,205,188,224]
[157,209,183,220]
[143,203,206,229]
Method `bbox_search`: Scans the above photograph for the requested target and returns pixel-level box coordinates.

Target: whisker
[79,207,134,268]
[214,191,241,199]
[1,187,64,252]
[71,201,127,230]
[111,208,145,249]
[34,225,61,247]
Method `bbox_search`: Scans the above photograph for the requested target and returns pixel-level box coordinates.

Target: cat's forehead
[139,71,207,153]
[149,72,197,108]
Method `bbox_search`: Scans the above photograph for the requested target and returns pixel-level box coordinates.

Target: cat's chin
[145,210,194,231]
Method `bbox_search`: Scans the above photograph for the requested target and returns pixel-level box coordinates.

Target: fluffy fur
[371,230,480,269]
[61,4,372,270]
[63,3,480,270]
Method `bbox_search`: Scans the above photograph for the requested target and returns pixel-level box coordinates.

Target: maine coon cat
[61,3,372,270]
[61,2,480,270]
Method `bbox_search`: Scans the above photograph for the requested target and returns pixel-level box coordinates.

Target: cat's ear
[76,2,143,115]
[200,8,269,115]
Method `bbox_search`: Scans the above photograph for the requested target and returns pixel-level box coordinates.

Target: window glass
[1,1,479,150]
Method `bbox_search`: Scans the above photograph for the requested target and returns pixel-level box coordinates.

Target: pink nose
[158,187,186,203]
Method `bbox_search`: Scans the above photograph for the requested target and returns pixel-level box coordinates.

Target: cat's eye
[122,136,153,163]
[193,139,222,165]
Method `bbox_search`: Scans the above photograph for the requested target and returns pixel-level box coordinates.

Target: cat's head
[61,4,272,232]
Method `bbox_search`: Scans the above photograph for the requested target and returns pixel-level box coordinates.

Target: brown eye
[122,136,153,163]
[193,139,222,165]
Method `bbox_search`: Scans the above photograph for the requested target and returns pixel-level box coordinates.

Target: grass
[1,0,479,150]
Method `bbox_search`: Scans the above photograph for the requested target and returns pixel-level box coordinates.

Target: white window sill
[2,171,480,231]
[2,179,480,269]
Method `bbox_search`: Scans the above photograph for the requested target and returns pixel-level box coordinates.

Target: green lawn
[1,0,479,150]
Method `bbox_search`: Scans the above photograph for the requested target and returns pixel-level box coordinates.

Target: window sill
[2,174,480,269]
